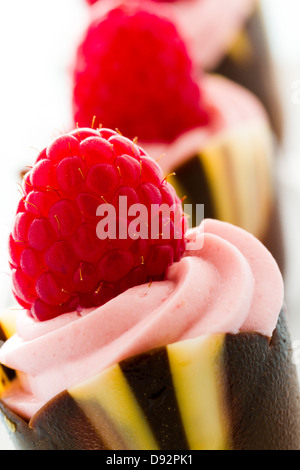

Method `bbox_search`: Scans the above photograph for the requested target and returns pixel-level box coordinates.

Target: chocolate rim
[1,308,299,450]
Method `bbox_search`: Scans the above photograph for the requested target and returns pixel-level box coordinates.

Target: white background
[0,0,300,450]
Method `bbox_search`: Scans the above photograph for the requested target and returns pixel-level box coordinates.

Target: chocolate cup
[1,308,299,450]
[214,5,283,141]
[167,120,285,275]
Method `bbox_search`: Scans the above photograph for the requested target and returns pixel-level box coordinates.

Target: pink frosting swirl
[0,219,283,419]
[143,74,269,173]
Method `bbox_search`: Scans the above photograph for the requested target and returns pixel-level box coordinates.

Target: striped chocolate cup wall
[214,4,283,142]
[0,308,299,450]
[167,120,285,275]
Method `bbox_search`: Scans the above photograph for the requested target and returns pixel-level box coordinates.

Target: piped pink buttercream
[0,219,283,419]
[144,74,270,173]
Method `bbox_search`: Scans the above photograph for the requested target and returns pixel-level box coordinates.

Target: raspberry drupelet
[9,128,187,322]
[85,1,177,5]
[73,4,208,143]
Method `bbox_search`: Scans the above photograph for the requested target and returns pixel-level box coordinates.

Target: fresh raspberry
[9,127,187,321]
[85,1,177,5]
[73,4,208,143]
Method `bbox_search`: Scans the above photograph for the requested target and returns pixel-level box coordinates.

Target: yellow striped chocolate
[167,120,285,273]
[215,4,283,141]
[0,309,17,394]
[1,309,299,450]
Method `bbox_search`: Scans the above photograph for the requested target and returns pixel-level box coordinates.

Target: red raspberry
[9,128,187,321]
[85,1,177,5]
[73,4,208,143]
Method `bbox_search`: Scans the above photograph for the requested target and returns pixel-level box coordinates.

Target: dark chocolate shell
[167,119,285,274]
[214,5,283,141]
[1,308,299,450]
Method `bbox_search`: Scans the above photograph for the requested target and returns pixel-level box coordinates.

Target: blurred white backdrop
[0,0,300,450]
[0,0,88,314]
